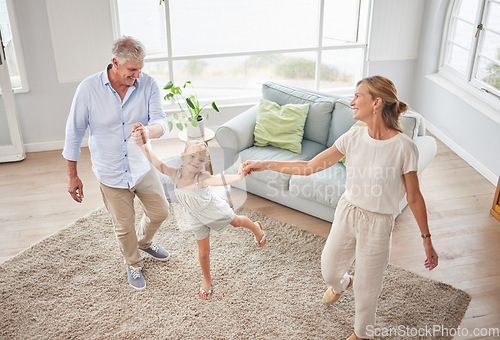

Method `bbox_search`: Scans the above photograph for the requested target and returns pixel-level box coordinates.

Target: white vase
[186,116,205,138]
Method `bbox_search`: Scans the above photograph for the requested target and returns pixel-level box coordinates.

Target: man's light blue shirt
[63,65,167,189]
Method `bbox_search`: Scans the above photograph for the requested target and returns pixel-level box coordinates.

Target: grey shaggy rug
[0,203,470,339]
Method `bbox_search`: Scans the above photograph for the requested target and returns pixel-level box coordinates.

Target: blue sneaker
[126,266,146,290]
[139,243,170,261]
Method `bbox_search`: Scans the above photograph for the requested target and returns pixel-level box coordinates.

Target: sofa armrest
[415,135,437,173]
[216,104,258,170]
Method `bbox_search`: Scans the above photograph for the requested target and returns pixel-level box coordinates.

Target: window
[0,0,28,91]
[441,0,500,103]
[112,0,370,105]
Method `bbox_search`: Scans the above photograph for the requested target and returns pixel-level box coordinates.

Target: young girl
[132,125,266,300]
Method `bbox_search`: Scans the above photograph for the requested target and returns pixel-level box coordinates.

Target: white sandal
[254,221,267,248]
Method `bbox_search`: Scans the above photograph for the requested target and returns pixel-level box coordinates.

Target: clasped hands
[238,160,264,177]
[131,122,150,146]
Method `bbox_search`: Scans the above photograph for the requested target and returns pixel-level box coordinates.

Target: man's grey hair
[112,36,146,65]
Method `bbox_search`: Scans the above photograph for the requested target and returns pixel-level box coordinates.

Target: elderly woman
[242,76,438,340]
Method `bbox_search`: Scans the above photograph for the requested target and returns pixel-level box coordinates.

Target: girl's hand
[237,165,250,178]
[423,239,438,270]
[239,161,251,174]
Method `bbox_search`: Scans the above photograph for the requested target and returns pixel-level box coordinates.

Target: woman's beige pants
[321,196,394,339]
[100,169,169,268]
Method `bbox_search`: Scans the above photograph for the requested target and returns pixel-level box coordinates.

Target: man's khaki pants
[100,169,169,268]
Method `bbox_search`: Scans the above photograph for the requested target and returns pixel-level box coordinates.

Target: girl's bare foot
[199,279,212,300]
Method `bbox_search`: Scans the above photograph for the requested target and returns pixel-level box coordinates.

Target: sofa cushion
[262,82,334,146]
[238,139,327,190]
[400,111,422,140]
[327,98,357,147]
[253,99,309,154]
[289,163,346,208]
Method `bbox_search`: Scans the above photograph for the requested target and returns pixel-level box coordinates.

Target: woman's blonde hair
[357,76,408,133]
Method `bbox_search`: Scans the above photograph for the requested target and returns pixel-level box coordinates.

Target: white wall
[45,0,114,84]
[13,0,113,151]
[412,0,500,183]
[366,0,425,106]
[367,59,418,105]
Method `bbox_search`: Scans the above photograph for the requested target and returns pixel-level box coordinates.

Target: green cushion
[253,98,309,154]
[262,82,334,146]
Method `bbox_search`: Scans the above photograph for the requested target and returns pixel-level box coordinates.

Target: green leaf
[164,81,173,90]
[211,102,220,112]
[206,113,209,120]
[184,81,191,88]
[189,95,199,106]
[190,119,198,127]
[173,113,179,120]
[186,97,196,110]
[176,122,184,131]
[168,121,173,132]
[166,93,174,100]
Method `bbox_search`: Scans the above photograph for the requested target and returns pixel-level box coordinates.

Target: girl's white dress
[173,168,235,240]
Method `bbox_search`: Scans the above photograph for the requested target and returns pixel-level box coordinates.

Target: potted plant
[164,81,220,138]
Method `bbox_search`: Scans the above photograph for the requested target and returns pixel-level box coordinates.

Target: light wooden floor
[0,137,499,339]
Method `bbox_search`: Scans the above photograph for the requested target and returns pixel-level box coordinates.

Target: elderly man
[63,36,170,290]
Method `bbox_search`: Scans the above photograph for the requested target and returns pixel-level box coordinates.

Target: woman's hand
[423,239,438,270]
[241,160,266,175]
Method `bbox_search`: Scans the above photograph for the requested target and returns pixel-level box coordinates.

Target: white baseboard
[425,121,497,185]
[24,140,74,153]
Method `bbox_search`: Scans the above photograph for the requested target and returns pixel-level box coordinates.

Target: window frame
[1,0,29,93]
[439,0,500,107]
[110,0,371,108]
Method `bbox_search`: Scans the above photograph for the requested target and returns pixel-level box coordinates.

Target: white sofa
[216,82,437,222]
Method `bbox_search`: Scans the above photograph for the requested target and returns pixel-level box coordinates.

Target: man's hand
[131,122,149,146]
[67,160,84,203]
[68,175,84,203]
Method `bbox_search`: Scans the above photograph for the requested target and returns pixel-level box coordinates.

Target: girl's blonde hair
[184,139,209,157]
[357,75,408,133]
